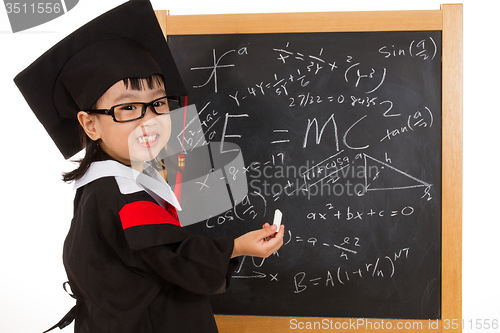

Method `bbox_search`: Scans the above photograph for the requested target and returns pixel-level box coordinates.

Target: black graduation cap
[14,0,187,159]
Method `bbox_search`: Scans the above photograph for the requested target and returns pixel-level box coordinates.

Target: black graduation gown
[63,175,238,332]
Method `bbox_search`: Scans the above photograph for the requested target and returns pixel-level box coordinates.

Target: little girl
[14,0,284,332]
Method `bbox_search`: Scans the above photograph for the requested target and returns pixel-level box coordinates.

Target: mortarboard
[14,0,187,159]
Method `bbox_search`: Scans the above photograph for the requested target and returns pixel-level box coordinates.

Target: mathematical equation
[293,247,410,293]
[232,246,411,294]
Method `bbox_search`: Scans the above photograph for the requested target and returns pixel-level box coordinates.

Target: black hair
[62,134,111,183]
[123,74,164,91]
[62,75,165,183]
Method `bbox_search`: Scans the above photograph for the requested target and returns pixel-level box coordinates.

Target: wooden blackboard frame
[154,5,463,332]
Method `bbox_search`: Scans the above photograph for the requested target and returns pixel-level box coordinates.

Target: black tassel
[42,306,76,333]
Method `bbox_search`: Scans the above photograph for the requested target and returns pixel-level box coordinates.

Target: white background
[0,0,498,331]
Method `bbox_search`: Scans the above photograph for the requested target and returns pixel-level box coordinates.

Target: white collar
[74,160,181,211]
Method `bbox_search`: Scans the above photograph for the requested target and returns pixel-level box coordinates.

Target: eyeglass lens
[113,97,179,122]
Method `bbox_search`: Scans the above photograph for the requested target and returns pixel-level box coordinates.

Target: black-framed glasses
[84,95,181,123]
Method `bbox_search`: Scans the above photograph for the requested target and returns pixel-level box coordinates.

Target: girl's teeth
[137,135,158,143]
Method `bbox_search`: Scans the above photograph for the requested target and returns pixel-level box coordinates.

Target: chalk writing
[168,30,442,318]
[293,247,410,293]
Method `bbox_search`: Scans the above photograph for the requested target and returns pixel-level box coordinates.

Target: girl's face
[79,79,172,168]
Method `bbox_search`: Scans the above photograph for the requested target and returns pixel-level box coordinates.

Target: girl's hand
[231,224,285,258]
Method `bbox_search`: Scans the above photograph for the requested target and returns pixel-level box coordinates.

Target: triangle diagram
[363,154,431,192]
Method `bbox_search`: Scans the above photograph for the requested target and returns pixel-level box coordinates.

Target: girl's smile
[136,133,160,147]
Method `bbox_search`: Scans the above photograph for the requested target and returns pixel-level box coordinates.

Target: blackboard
[167,30,442,320]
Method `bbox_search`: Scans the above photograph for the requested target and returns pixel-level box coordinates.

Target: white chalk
[273,209,282,232]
